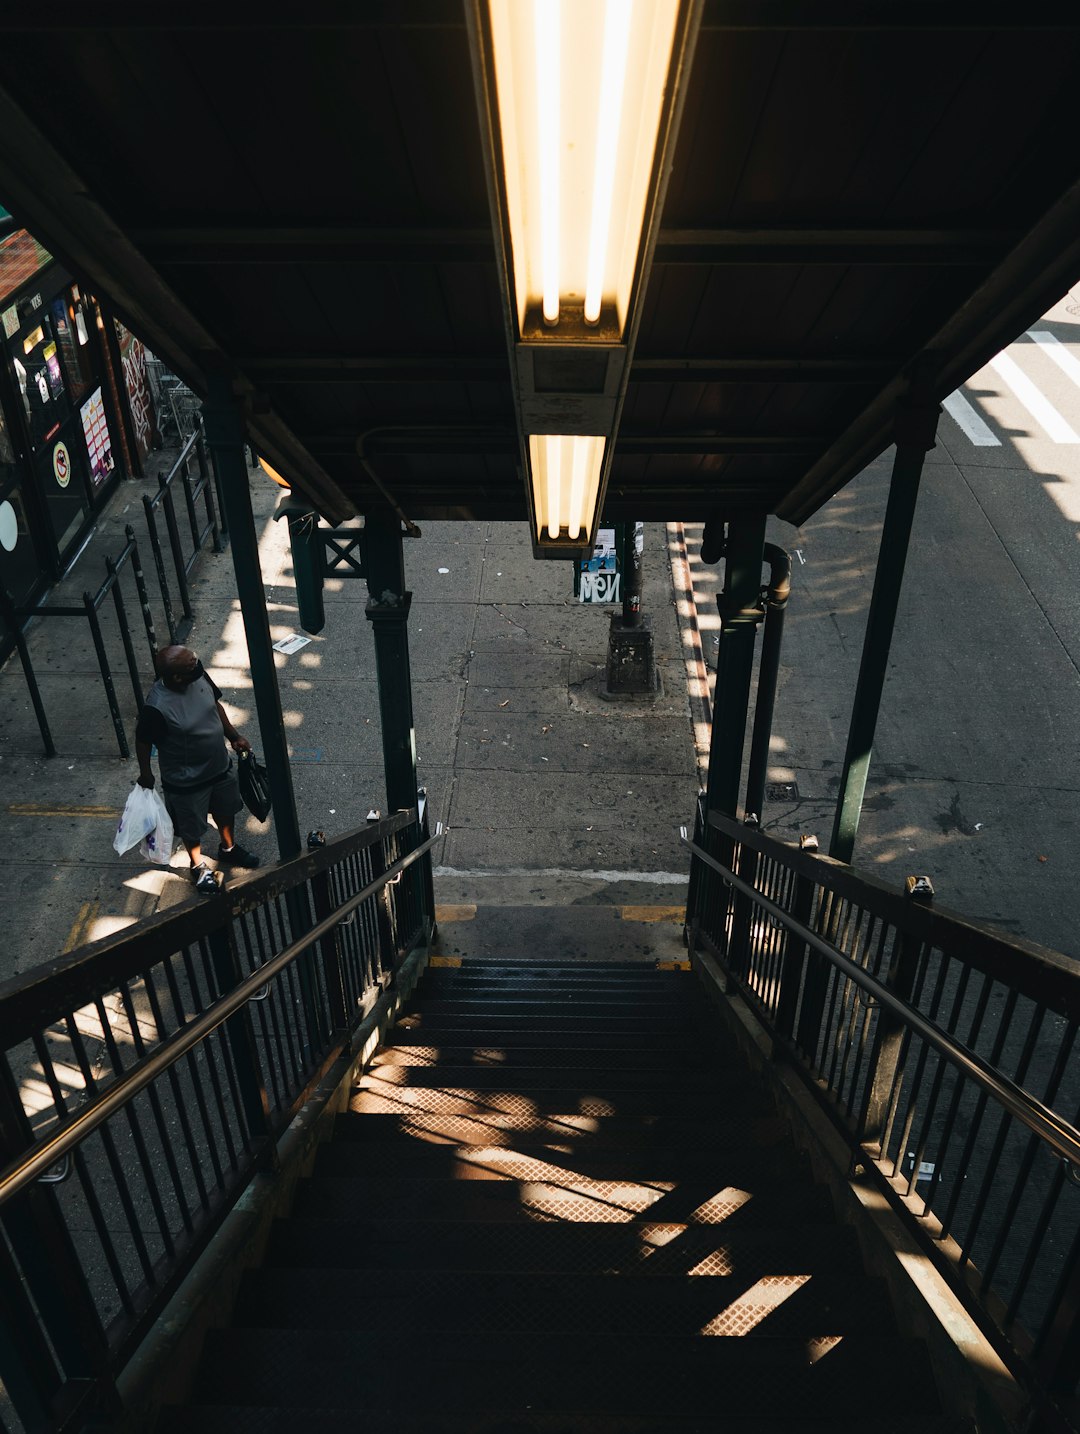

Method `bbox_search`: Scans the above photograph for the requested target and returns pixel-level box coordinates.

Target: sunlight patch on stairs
[700,1274,812,1335]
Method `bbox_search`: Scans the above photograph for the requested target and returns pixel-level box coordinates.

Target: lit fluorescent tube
[529,434,606,541]
[488,0,679,336]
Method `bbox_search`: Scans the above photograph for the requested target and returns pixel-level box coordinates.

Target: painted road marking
[1028,330,1080,389]
[616,905,684,923]
[989,351,1080,442]
[943,391,1000,446]
[435,904,477,923]
[8,803,117,818]
[62,900,99,953]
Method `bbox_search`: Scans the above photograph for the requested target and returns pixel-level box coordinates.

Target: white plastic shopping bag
[139,790,174,866]
[113,784,173,864]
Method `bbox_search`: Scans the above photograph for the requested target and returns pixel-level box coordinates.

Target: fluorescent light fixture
[489,0,679,336]
[528,434,606,541]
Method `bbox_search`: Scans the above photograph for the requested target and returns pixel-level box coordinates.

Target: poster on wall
[79,386,114,488]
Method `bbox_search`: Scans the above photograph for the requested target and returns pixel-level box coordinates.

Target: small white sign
[272,633,311,655]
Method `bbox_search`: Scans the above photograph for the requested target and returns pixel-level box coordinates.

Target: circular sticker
[0,499,17,552]
[52,440,71,487]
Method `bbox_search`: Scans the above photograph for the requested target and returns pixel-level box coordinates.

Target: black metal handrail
[0,827,442,1209]
[686,833,1080,1172]
[141,424,223,643]
[0,801,440,1434]
[685,802,1080,1431]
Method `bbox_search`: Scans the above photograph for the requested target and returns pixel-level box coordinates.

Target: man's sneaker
[216,842,261,869]
[192,863,222,895]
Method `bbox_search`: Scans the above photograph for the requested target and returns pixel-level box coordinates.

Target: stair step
[194,1328,942,1414]
[234,1265,899,1337]
[358,1062,723,1091]
[388,1025,712,1051]
[420,972,697,994]
[457,960,676,975]
[395,1011,704,1033]
[291,1164,818,1224]
[375,1043,723,1071]
[330,1107,783,1148]
[313,1135,795,1182]
[159,1409,977,1434]
[349,1082,745,1118]
[265,1216,859,1276]
[412,997,706,1017]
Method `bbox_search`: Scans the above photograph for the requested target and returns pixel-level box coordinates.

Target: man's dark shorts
[164,764,242,846]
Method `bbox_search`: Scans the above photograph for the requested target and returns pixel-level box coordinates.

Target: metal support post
[704,513,767,818]
[604,521,656,696]
[363,511,419,814]
[744,543,792,822]
[829,399,939,864]
[201,374,303,860]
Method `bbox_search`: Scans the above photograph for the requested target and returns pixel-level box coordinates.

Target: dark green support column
[704,513,767,818]
[201,375,303,860]
[829,399,939,865]
[364,510,418,813]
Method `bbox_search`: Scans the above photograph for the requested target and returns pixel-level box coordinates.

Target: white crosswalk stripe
[1028,330,1080,389]
[942,391,1000,446]
[987,351,1080,443]
[943,332,1080,447]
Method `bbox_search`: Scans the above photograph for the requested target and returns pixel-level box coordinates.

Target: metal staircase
[2,803,1079,1432]
[159,958,972,1433]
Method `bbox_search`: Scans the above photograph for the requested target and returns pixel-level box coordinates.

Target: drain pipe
[744,543,792,823]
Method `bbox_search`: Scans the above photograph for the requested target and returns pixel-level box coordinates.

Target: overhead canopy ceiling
[1,3,1079,529]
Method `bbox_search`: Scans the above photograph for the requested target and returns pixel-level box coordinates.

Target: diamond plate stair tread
[457,960,679,974]
[235,1265,899,1337]
[195,1328,941,1413]
[375,1043,725,1071]
[331,1110,780,1145]
[388,1025,713,1049]
[349,1083,745,1117]
[358,1063,723,1091]
[157,1409,978,1434]
[291,1167,819,1223]
[395,1012,705,1033]
[265,1217,861,1276]
[420,974,698,994]
[313,1135,796,1182]
[412,998,707,1017]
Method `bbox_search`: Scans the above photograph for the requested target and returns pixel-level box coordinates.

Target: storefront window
[51,287,94,401]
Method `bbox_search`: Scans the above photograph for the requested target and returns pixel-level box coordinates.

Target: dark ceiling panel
[1,9,1079,529]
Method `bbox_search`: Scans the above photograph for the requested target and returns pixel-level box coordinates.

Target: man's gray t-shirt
[135,673,230,791]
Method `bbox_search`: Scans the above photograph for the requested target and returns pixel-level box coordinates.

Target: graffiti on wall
[115,321,157,460]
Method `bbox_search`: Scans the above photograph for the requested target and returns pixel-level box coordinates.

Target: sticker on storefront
[80,387,113,487]
[0,499,18,551]
[52,440,71,487]
[1,305,18,340]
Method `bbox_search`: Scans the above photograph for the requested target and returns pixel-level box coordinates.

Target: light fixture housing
[470,0,701,558]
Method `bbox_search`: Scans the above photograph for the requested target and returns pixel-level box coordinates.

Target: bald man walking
[135,645,260,893]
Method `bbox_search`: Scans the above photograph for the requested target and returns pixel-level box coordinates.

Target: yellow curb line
[62,899,100,954]
[435,904,477,923]
[615,905,684,923]
[8,804,118,818]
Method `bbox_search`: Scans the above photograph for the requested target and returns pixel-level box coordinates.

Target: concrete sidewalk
[0,464,700,978]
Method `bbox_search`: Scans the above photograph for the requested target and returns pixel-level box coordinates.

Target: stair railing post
[775,853,817,1043]
[307,833,349,1035]
[857,910,924,1150]
[206,922,275,1152]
